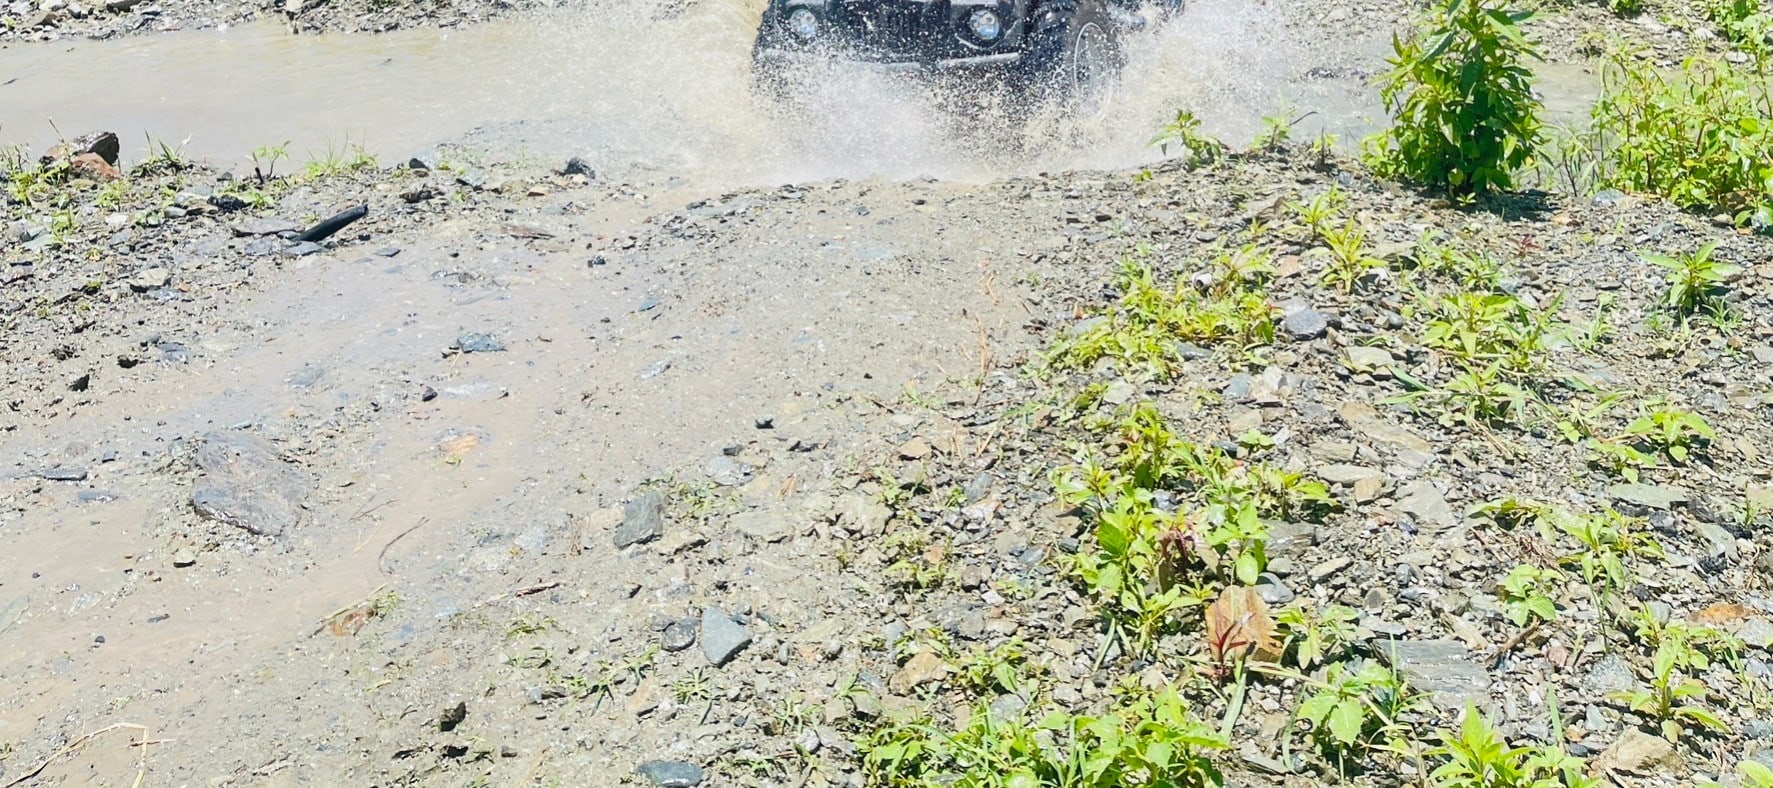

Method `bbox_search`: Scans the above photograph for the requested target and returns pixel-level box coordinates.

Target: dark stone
[437,701,467,732]
[190,431,313,537]
[407,149,440,171]
[613,491,665,548]
[661,618,697,652]
[1281,303,1328,340]
[454,333,506,353]
[700,606,751,667]
[562,157,595,177]
[39,467,89,481]
[636,760,704,787]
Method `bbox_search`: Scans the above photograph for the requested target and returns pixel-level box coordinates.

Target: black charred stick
[298,204,368,243]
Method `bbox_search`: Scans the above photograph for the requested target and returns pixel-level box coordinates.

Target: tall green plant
[1592,50,1773,226]
[1364,0,1544,196]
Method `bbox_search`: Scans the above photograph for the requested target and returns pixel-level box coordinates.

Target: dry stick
[472,581,562,609]
[377,516,431,575]
[1490,619,1545,669]
[4,722,151,788]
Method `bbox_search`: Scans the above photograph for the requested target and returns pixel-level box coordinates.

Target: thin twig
[378,517,430,575]
[1490,619,1544,669]
[472,581,562,609]
[4,722,150,788]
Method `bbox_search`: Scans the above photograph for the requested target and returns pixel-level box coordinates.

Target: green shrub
[1592,50,1773,225]
[1364,0,1544,195]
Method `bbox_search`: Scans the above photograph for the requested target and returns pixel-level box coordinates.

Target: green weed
[860,687,1226,787]
[1365,0,1544,195]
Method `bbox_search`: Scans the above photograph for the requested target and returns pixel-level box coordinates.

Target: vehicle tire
[1013,0,1122,109]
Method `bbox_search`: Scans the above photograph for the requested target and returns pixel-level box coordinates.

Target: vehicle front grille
[830,0,944,60]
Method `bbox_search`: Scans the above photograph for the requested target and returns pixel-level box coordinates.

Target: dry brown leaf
[1205,586,1282,664]
[1695,603,1753,624]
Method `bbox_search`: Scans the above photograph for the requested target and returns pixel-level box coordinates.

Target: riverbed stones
[1375,639,1491,709]
[230,217,299,237]
[660,618,697,652]
[889,650,948,694]
[636,760,704,788]
[613,491,665,548]
[1607,483,1688,510]
[700,606,751,667]
[190,431,312,537]
[453,332,505,353]
[1280,302,1328,340]
[1594,729,1682,775]
[129,267,169,292]
[1396,479,1457,532]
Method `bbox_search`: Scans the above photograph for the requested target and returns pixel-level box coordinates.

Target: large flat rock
[190,431,313,537]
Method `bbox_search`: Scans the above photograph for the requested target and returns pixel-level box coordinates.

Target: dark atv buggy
[751,0,1183,107]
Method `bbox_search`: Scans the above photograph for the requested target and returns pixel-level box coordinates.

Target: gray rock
[1376,639,1491,709]
[454,333,506,353]
[1607,483,1688,510]
[1346,345,1392,372]
[1281,303,1328,340]
[129,267,170,292]
[561,156,595,177]
[230,217,299,237]
[1397,480,1458,532]
[39,467,89,481]
[1582,653,1637,695]
[456,169,489,190]
[1591,189,1628,207]
[700,607,751,667]
[613,491,665,548]
[1338,401,1433,452]
[190,431,312,537]
[1255,574,1295,605]
[1691,520,1737,558]
[1317,464,1383,485]
[636,761,704,787]
[244,237,277,256]
[704,456,752,487]
[1223,374,1255,403]
[281,241,322,257]
[661,618,697,652]
[1739,618,1773,649]
[731,509,793,543]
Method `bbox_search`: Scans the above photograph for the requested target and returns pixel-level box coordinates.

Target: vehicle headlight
[967,8,1002,41]
[788,7,819,40]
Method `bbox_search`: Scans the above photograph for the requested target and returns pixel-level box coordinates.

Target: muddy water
[0,0,1604,186]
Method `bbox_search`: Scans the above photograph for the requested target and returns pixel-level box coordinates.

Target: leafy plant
[958,640,1030,695]
[1644,242,1741,319]
[1152,110,1227,168]
[1289,185,1344,242]
[1052,260,1277,379]
[861,688,1226,787]
[1319,218,1387,292]
[249,141,290,184]
[1274,604,1359,670]
[1427,704,1597,787]
[1365,0,1543,195]
[1499,564,1560,627]
[1294,661,1422,772]
[1592,50,1773,224]
[1609,636,1728,740]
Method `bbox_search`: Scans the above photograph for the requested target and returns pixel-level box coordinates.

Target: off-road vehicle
[752,0,1182,104]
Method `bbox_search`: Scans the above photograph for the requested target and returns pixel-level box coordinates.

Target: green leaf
[1329,698,1367,744]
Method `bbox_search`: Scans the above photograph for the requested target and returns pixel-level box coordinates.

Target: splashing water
[0,0,1387,186]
